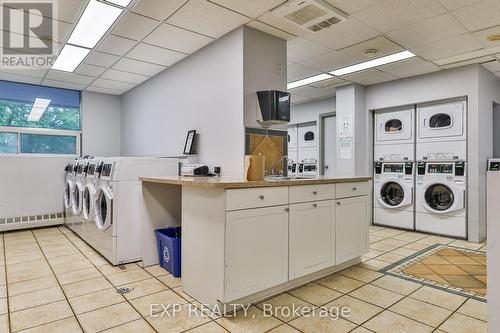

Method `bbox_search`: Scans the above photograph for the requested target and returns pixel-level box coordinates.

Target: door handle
[336,202,341,206]
[312,204,317,208]
[258,195,264,200]
[285,208,289,212]
[312,191,318,195]
[352,187,357,191]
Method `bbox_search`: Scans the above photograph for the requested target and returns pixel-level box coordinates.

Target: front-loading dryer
[374,107,415,161]
[416,99,467,161]
[374,161,415,230]
[415,161,466,238]
[64,160,77,227]
[70,161,88,235]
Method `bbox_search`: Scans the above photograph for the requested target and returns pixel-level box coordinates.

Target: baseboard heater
[0,212,64,231]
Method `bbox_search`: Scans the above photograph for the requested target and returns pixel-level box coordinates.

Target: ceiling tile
[113,12,160,41]
[387,14,467,49]
[42,79,88,90]
[0,68,48,79]
[287,38,331,63]
[353,0,447,33]
[53,0,86,23]
[257,12,310,36]
[144,23,213,54]
[434,46,500,65]
[92,78,136,91]
[76,64,107,77]
[412,33,482,61]
[84,52,120,68]
[378,57,440,78]
[290,93,314,105]
[303,18,379,50]
[97,35,137,56]
[437,0,480,11]
[343,69,397,85]
[85,86,124,95]
[440,55,495,69]
[482,60,500,73]
[132,0,188,21]
[287,62,322,82]
[127,43,187,66]
[166,0,250,38]
[100,69,150,84]
[309,77,347,88]
[323,0,383,14]
[112,58,167,76]
[338,36,404,61]
[208,0,286,18]
[300,50,355,72]
[452,0,500,32]
[472,25,500,48]
[246,21,296,41]
[0,72,42,85]
[289,85,336,99]
[45,70,95,85]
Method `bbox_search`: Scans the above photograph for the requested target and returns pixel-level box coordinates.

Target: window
[385,119,403,133]
[429,113,452,128]
[0,80,81,155]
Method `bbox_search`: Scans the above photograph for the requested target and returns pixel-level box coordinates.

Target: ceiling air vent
[271,0,347,33]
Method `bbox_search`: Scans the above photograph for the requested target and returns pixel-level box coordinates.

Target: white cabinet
[289,200,335,279]
[224,206,289,302]
[335,196,369,264]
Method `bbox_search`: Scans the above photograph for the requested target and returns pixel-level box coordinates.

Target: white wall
[364,64,500,242]
[290,97,335,124]
[81,91,122,156]
[121,28,245,177]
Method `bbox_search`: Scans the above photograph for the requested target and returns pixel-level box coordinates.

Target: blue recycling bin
[155,227,181,277]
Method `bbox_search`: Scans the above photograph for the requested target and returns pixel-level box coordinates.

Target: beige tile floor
[0,225,487,333]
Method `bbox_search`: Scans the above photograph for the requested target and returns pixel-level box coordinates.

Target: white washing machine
[415,161,466,238]
[63,159,77,227]
[374,107,415,161]
[83,157,180,265]
[81,159,101,240]
[416,99,467,161]
[373,162,415,230]
[70,160,88,235]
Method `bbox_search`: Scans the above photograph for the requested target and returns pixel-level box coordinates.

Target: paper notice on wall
[339,142,352,160]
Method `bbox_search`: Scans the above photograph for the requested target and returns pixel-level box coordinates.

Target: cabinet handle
[313,204,317,208]
[352,187,357,191]
[285,208,289,212]
[258,195,265,200]
[312,191,318,195]
[337,202,341,206]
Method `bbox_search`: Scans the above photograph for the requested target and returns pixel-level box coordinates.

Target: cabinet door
[336,196,369,264]
[289,200,334,279]
[225,206,288,302]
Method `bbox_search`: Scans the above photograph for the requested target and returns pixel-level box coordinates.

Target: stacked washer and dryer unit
[374,99,467,238]
[64,157,180,265]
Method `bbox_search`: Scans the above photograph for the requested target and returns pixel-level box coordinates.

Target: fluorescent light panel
[330,50,416,76]
[287,73,333,90]
[105,0,132,7]
[28,98,51,122]
[67,0,123,49]
[52,44,90,72]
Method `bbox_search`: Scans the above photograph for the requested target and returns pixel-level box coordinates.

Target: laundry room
[1,0,500,332]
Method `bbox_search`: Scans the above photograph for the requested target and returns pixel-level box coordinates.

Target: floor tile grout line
[1,233,13,333]
[29,228,87,333]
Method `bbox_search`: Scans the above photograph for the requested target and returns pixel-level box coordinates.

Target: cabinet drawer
[336,182,369,198]
[289,184,335,203]
[226,187,288,211]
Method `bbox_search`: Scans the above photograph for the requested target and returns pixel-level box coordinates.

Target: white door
[288,126,298,150]
[323,115,336,177]
[95,186,113,231]
[225,206,288,302]
[298,124,317,149]
[418,100,465,140]
[336,196,369,264]
[375,109,414,144]
[289,200,334,279]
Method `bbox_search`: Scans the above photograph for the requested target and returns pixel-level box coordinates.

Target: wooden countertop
[140,175,372,189]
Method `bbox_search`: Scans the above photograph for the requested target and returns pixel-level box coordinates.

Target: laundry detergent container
[155,227,181,277]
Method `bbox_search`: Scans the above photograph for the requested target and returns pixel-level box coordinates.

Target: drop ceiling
[0,0,499,104]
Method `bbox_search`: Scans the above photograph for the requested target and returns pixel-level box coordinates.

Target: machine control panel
[101,163,113,177]
[427,163,453,174]
[455,161,465,176]
[489,158,500,171]
[374,162,382,174]
[383,163,404,174]
[405,162,413,175]
[417,162,426,175]
[87,164,96,176]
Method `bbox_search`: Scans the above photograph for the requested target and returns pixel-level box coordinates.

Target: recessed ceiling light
[28,98,51,122]
[67,0,123,49]
[105,0,132,7]
[330,50,416,76]
[287,73,333,90]
[52,44,90,72]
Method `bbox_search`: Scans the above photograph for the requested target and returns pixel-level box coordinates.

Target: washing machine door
[418,101,465,139]
[375,109,413,144]
[95,186,113,231]
[64,180,74,209]
[82,183,96,222]
[71,181,84,215]
[377,181,412,208]
[422,183,464,214]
